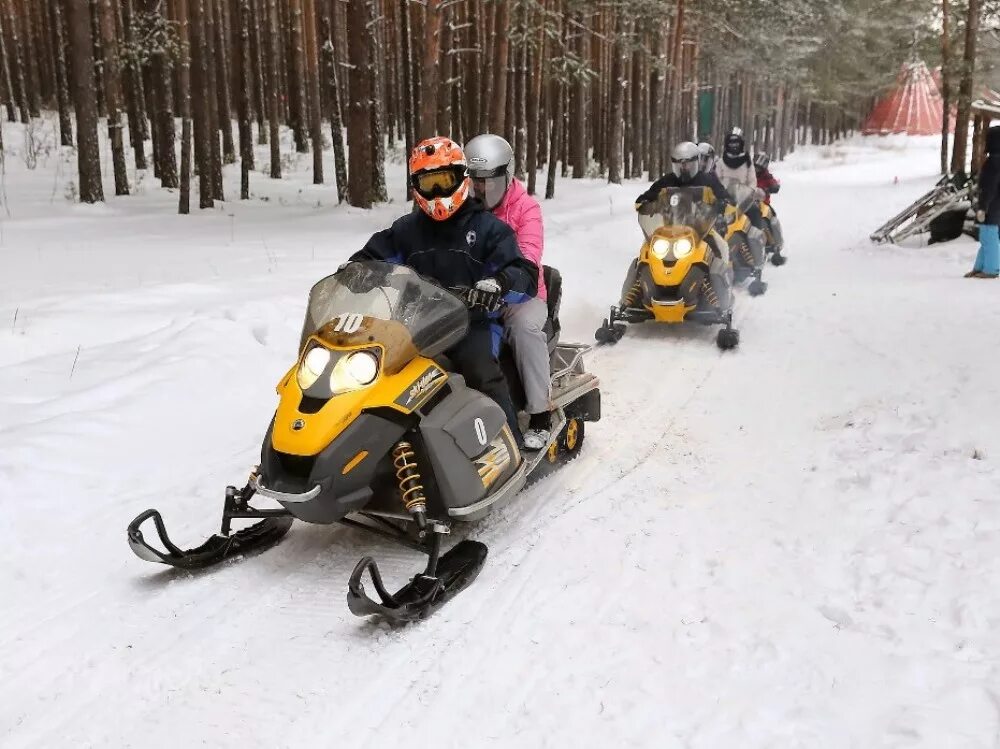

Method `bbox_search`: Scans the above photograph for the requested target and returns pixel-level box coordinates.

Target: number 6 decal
[333,313,364,334]
[474,417,488,446]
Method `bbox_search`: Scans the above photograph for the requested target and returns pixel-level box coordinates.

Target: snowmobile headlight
[330,350,380,393]
[672,238,693,258]
[651,238,671,259]
[297,345,331,390]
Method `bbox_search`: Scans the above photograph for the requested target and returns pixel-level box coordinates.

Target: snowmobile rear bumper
[126,485,294,570]
[347,535,488,623]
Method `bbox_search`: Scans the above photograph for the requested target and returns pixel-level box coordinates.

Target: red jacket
[755,166,780,205]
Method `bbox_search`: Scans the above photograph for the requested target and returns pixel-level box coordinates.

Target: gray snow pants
[503,297,552,415]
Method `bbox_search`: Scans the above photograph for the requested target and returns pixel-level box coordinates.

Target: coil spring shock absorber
[702,279,719,308]
[392,441,427,530]
[739,240,755,266]
[621,279,642,309]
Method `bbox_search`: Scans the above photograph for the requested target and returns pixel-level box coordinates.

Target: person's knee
[506,314,543,337]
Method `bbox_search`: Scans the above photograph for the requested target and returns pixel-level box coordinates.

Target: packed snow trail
[3,131,1000,747]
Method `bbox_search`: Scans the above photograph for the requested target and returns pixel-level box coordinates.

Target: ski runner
[351,136,538,443]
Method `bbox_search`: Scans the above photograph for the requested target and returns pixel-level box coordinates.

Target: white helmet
[671,141,701,182]
[464,134,515,209]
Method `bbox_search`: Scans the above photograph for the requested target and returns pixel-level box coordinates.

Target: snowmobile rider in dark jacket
[636,147,734,207]
[967,125,1000,278]
[351,136,538,441]
[628,141,736,312]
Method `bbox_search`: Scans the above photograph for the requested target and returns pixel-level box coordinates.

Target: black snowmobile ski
[126,484,294,570]
[347,532,488,624]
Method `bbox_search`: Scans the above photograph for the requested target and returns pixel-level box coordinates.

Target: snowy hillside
[3,125,1000,748]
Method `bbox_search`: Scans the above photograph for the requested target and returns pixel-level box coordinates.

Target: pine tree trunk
[251,0,267,142]
[346,0,373,207]
[118,0,147,166]
[941,0,951,175]
[287,0,308,152]
[191,0,214,207]
[368,0,387,201]
[513,3,528,179]
[3,0,30,122]
[608,13,629,184]
[265,0,281,177]
[205,0,224,197]
[48,0,73,143]
[303,0,323,184]
[236,0,253,197]
[478,0,494,132]
[20,0,41,116]
[951,0,981,174]
[570,10,588,178]
[0,5,15,122]
[436,3,452,135]
[321,6,347,201]
[176,0,193,212]
[98,0,129,194]
[490,0,510,135]
[36,0,57,103]
[526,0,547,196]
[65,0,105,202]
[213,0,235,164]
[418,0,442,135]
[398,0,414,160]
[546,76,564,199]
[664,0,684,152]
[142,0,176,187]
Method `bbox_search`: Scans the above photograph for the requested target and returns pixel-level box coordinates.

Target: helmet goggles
[412,166,467,199]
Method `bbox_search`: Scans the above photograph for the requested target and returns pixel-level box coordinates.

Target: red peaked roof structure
[862,59,947,136]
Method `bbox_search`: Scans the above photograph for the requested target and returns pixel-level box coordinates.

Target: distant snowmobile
[126,261,600,623]
[719,177,768,295]
[595,186,740,349]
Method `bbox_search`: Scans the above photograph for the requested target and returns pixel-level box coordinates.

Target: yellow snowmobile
[595,186,739,350]
[127,261,601,622]
[720,178,768,295]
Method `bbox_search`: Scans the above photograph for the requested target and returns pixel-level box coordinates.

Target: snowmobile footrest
[127,508,293,569]
[347,539,488,623]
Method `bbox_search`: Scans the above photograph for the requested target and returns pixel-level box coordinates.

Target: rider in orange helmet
[351,136,538,444]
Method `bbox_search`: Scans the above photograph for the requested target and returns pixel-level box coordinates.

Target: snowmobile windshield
[300,261,470,370]
[720,178,758,214]
[637,186,721,241]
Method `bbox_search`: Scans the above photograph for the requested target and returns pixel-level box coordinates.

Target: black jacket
[979,126,1000,225]
[636,170,735,207]
[352,200,538,301]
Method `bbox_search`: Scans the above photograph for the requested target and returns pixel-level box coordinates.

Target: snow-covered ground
[3,122,1000,748]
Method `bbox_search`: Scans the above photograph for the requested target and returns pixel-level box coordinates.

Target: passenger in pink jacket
[465,134,552,451]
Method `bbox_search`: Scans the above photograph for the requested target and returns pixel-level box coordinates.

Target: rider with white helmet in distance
[464,133,552,452]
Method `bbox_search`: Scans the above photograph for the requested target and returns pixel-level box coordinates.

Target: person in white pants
[465,134,552,451]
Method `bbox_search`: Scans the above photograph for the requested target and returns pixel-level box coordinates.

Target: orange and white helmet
[409,136,471,221]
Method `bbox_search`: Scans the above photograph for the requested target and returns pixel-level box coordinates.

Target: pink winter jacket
[493,178,546,301]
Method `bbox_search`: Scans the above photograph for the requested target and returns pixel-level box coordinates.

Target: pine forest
[0,0,996,212]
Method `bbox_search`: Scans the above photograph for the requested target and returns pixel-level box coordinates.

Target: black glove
[455,284,504,314]
[338,261,381,294]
